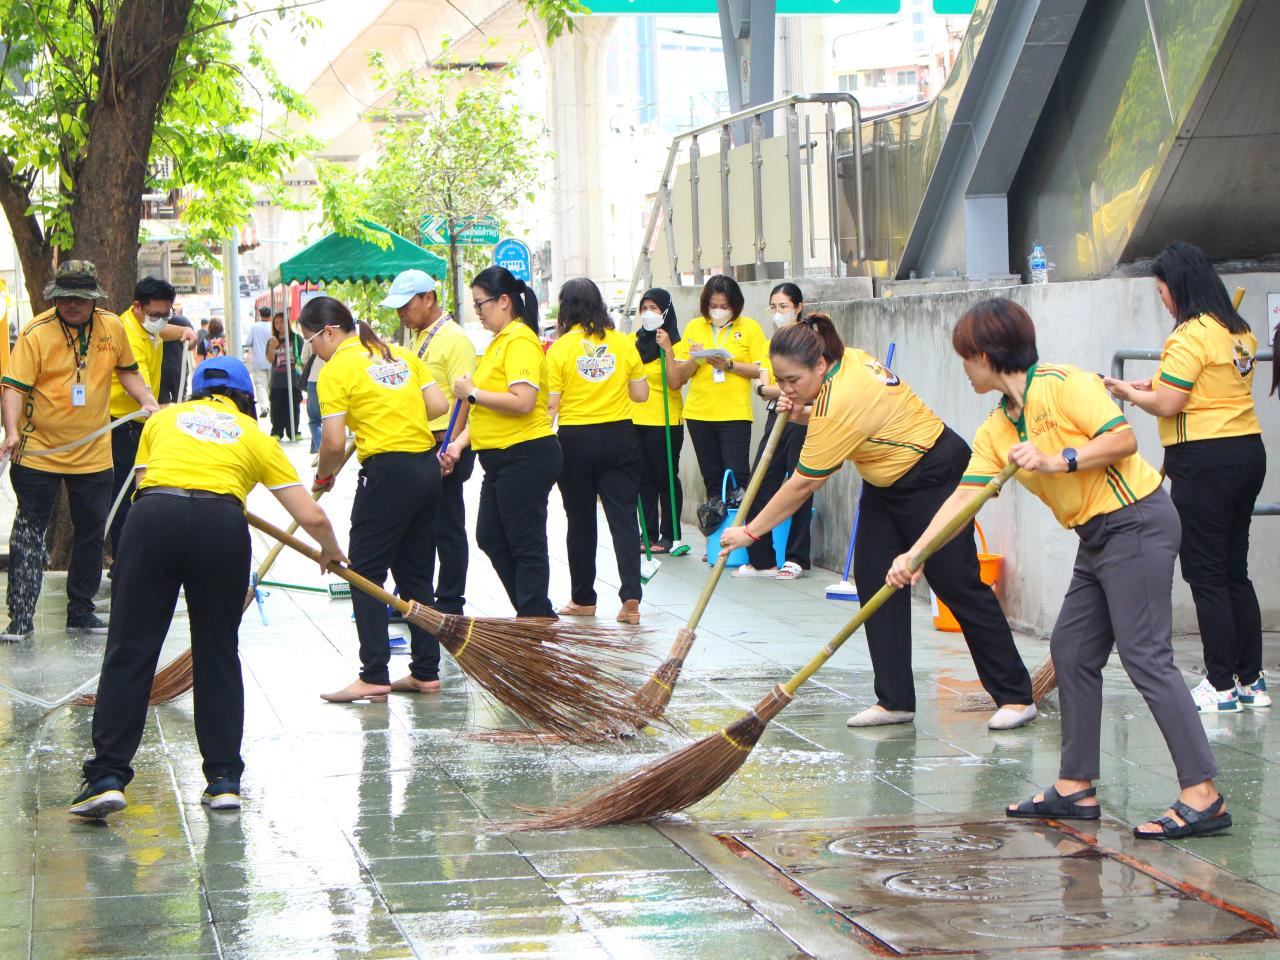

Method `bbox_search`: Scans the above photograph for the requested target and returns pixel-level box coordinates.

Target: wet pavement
[1,439,1278,958]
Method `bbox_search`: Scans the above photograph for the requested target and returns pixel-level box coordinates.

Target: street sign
[418,214,501,246]
[493,238,532,283]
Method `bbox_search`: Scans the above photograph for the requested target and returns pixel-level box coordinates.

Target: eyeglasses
[767,304,797,313]
[303,326,329,345]
[472,296,498,312]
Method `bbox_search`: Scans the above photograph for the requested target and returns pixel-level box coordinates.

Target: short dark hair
[699,274,745,320]
[258,306,272,319]
[133,276,176,306]
[471,266,539,334]
[1152,241,1249,335]
[952,298,1039,374]
[557,278,612,338]
[770,282,804,310]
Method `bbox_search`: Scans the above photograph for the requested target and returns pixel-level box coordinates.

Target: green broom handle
[781,461,1018,697]
[252,441,356,581]
[659,348,681,541]
[637,496,653,561]
[685,409,791,629]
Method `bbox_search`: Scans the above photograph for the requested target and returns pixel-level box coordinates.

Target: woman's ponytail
[518,280,540,334]
[357,320,393,362]
[297,295,393,362]
[769,312,844,369]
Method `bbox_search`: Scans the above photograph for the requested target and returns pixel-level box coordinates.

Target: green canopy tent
[272,221,447,285]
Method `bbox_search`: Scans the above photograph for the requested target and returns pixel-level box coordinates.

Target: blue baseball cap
[192,356,256,399]
[380,270,437,309]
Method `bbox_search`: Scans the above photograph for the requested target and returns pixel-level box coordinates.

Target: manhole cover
[829,829,1002,860]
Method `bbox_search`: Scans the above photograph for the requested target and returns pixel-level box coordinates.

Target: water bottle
[1029,242,1049,285]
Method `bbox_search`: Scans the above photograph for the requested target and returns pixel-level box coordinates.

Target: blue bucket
[705,470,750,567]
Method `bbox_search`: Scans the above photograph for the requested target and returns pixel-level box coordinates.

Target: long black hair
[770,282,804,311]
[557,278,612,338]
[1151,242,1249,334]
[472,265,539,334]
[636,287,680,364]
[296,296,392,362]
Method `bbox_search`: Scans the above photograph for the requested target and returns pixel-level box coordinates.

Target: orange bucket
[931,522,1003,632]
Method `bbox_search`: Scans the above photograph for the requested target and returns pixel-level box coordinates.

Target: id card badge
[712,368,726,384]
[71,384,86,407]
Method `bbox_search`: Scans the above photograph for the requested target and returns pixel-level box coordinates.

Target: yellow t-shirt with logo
[411,318,477,432]
[109,305,164,418]
[135,394,301,501]
[470,320,553,451]
[682,315,768,422]
[1155,314,1262,446]
[3,308,138,474]
[546,326,645,426]
[796,348,945,488]
[318,338,436,461]
[632,339,690,427]
[961,363,1162,528]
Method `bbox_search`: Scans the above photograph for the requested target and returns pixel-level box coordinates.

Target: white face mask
[638,310,663,332]
[708,308,732,323]
[142,316,169,335]
[772,309,796,329]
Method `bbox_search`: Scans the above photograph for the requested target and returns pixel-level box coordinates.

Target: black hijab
[635,287,681,364]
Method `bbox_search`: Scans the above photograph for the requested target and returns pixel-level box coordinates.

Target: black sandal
[1134,794,1231,840]
[1007,785,1101,821]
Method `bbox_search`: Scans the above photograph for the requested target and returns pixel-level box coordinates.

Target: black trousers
[109,419,144,556]
[636,424,684,546]
[852,426,1032,712]
[557,422,643,606]
[349,451,441,686]
[7,463,112,625]
[476,435,562,618]
[685,418,752,499]
[1165,434,1266,690]
[85,494,250,785]
[745,408,813,570]
[269,384,300,438]
[424,445,475,616]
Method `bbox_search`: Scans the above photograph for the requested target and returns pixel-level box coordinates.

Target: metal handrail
[621,92,864,323]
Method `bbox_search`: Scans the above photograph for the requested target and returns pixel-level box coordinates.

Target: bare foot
[320,679,391,703]
[1134,781,1225,835]
[390,675,442,694]
[1007,778,1100,813]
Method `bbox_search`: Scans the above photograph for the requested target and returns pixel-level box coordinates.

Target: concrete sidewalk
[1,439,1278,959]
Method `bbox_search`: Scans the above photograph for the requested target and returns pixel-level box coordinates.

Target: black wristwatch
[467,389,479,405]
[755,383,765,398]
[1062,447,1078,473]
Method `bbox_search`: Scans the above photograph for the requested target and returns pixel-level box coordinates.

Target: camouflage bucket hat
[43,260,107,300]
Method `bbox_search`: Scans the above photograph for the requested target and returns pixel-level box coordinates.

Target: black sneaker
[201,777,241,811]
[69,775,127,819]
[66,613,108,636]
[1,620,34,643]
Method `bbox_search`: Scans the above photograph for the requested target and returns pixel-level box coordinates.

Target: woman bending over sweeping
[889,297,1228,840]
[720,314,1035,731]
[72,357,345,819]
[299,297,449,704]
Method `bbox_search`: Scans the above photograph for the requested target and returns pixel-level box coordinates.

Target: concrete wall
[665,274,1280,636]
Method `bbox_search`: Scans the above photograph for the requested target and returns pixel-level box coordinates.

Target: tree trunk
[449,237,462,319]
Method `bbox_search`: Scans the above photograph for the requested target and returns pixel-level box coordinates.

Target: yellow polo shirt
[961,363,1162,528]
[109,305,163,417]
[3,308,138,474]
[546,326,645,426]
[135,394,301,501]
[470,320,553,451]
[318,338,436,461]
[1155,314,1262,446]
[681,315,768,422]
[796,348,945,488]
[632,339,689,427]
[411,317,476,432]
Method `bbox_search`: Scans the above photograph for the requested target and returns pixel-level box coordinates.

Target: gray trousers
[1052,488,1218,789]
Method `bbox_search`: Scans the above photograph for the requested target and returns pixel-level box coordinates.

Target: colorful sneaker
[69,776,127,819]
[1236,674,1271,708]
[1190,677,1241,713]
[201,777,241,811]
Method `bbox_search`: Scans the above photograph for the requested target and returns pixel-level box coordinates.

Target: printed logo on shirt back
[575,341,617,382]
[176,406,243,444]
[1233,340,1256,377]
[864,358,900,387]
[366,358,411,388]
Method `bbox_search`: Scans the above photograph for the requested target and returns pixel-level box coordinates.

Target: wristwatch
[467,389,479,405]
[755,383,765,398]
[1061,448,1078,473]
[726,359,735,373]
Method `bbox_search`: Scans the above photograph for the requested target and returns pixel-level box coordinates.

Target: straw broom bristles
[512,463,1019,830]
[1030,656,1056,701]
[245,512,655,744]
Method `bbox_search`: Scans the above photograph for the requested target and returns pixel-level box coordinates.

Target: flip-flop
[775,561,805,580]
[1007,785,1101,820]
[1134,794,1231,840]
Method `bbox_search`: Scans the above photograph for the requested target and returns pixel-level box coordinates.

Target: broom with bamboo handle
[245,512,657,744]
[517,462,1019,830]
[73,442,358,708]
[630,410,791,723]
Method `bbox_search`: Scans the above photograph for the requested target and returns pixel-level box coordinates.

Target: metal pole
[751,114,766,273]
[825,103,839,277]
[690,137,704,283]
[221,239,241,363]
[785,102,804,279]
[720,125,732,275]
[805,114,815,262]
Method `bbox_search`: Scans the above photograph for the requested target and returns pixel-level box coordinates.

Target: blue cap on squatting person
[191,357,256,399]
[379,270,437,310]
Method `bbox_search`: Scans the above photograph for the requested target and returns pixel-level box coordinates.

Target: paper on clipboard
[690,348,733,361]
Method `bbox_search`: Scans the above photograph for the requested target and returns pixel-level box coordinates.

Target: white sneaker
[1236,674,1271,708]
[846,706,915,727]
[1190,677,1241,713]
[988,703,1038,730]
[731,565,776,578]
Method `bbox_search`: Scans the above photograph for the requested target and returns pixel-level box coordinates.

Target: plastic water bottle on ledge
[1029,242,1049,285]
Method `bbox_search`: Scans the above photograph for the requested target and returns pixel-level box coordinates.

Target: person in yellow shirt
[299,296,449,704]
[889,297,1228,841]
[70,356,345,819]
[547,278,648,624]
[381,270,478,629]
[449,266,561,619]
[1105,242,1267,713]
[721,313,1034,731]
[674,275,767,501]
[107,276,198,560]
[1,261,158,642]
[632,288,687,554]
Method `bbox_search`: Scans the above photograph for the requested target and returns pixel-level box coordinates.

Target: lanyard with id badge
[711,321,733,383]
[62,316,93,408]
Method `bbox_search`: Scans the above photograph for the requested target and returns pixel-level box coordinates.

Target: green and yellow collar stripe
[822,358,842,382]
[1158,371,1194,392]
[796,461,840,479]
[1092,415,1127,437]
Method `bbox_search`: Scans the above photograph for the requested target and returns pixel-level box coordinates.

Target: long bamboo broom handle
[684,410,790,629]
[782,461,1019,698]
[251,441,356,583]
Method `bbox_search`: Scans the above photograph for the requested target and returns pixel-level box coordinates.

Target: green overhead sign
[584,0,974,13]
[419,215,500,247]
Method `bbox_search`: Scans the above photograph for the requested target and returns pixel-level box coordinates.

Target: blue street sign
[494,238,532,282]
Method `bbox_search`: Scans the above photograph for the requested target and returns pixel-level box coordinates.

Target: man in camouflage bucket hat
[42,260,109,301]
